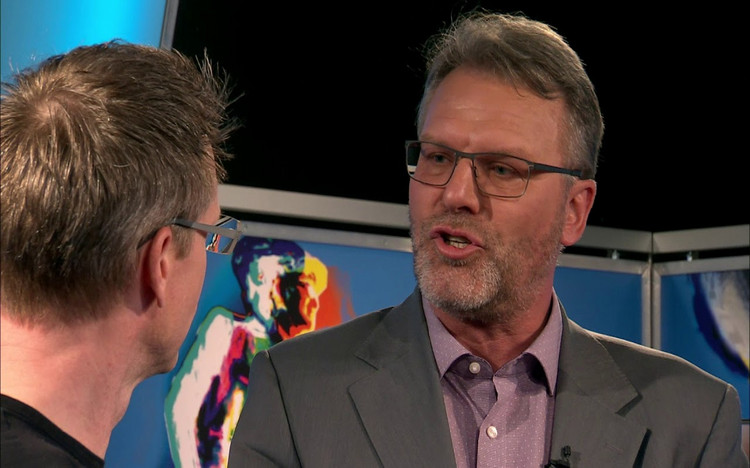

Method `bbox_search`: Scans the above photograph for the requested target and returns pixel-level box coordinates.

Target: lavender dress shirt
[424,293,563,468]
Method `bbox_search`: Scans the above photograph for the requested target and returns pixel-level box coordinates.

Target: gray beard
[410,211,564,326]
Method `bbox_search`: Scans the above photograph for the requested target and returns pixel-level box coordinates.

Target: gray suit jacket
[227,289,748,467]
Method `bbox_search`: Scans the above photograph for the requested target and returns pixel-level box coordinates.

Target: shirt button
[469,361,481,374]
[486,425,498,439]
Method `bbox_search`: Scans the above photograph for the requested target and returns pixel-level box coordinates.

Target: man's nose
[441,157,482,212]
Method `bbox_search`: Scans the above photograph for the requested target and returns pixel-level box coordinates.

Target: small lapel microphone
[545,445,572,468]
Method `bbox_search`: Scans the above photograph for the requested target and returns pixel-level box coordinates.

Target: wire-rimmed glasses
[405,140,585,198]
[171,215,242,255]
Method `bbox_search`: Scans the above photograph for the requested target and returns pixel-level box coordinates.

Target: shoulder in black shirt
[1,394,104,468]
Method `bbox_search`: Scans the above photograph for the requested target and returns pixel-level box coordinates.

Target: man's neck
[430,290,554,371]
[0,312,141,458]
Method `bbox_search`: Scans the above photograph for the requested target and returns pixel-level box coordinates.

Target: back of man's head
[0,41,237,324]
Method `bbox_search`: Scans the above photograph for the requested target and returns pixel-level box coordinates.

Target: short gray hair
[417,11,603,179]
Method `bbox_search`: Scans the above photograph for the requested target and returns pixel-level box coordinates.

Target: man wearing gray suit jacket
[227,11,748,467]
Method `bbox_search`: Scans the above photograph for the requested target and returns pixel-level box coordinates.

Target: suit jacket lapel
[344,292,651,466]
[550,307,647,466]
[349,290,456,468]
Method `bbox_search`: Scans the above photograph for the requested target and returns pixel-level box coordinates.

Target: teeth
[445,235,469,248]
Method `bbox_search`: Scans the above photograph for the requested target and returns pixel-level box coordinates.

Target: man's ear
[140,226,175,309]
[561,179,596,247]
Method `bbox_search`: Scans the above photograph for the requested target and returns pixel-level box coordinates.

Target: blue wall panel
[1,0,166,81]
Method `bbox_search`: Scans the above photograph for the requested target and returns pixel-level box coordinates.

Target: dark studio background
[171,2,748,234]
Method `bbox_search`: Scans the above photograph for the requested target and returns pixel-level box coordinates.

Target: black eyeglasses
[171,215,242,255]
[405,140,585,199]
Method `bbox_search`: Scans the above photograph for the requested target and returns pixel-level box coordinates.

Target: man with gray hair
[227,11,747,467]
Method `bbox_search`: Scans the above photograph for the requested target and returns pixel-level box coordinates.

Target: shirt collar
[424,290,563,395]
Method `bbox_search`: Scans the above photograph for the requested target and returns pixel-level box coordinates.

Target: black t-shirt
[0,394,104,468]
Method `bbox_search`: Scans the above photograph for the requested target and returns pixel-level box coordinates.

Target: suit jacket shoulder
[230,289,456,468]
[551,310,747,467]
